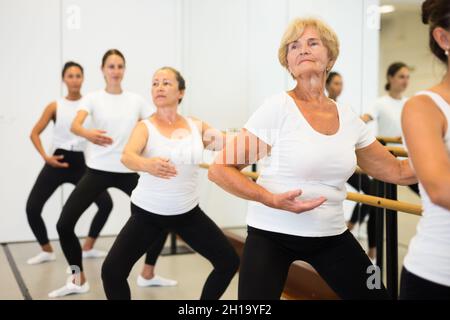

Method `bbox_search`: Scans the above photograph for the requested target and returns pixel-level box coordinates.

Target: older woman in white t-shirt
[209,18,417,300]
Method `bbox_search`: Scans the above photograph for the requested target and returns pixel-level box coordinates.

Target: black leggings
[400,267,450,300]
[26,149,113,246]
[238,226,389,300]
[347,173,376,248]
[102,203,239,300]
[57,168,168,272]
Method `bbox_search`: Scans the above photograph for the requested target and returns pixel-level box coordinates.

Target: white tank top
[403,90,450,287]
[52,98,86,152]
[130,117,204,215]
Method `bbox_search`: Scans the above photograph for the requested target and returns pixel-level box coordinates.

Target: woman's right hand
[85,129,113,146]
[268,189,326,214]
[44,155,69,168]
[143,157,177,179]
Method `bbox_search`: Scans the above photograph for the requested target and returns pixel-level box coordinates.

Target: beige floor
[0,186,422,300]
[0,248,22,299]
[5,237,238,300]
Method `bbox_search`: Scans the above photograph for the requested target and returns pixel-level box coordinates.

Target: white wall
[0,0,379,242]
[0,0,62,243]
[379,6,446,97]
[59,0,184,244]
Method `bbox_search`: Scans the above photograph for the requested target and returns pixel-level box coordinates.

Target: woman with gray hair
[209,17,417,300]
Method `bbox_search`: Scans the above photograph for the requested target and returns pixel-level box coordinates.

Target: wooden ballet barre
[199,163,422,215]
[377,136,403,144]
[386,146,408,157]
[346,192,422,216]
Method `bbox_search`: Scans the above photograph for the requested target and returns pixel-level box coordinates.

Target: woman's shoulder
[123,90,141,98]
[186,115,201,124]
[374,95,390,105]
[253,92,290,114]
[89,90,105,96]
[185,116,204,133]
[334,101,361,122]
[137,117,153,132]
[264,91,290,106]
[334,100,353,113]
[81,90,105,101]
[404,92,443,115]
[402,92,448,133]
[124,91,148,105]
[45,100,58,112]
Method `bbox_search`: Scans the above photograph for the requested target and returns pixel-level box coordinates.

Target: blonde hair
[278,18,340,73]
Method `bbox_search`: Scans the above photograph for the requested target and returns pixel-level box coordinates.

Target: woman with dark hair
[325,71,343,102]
[26,61,113,265]
[400,0,450,300]
[361,62,410,139]
[361,62,420,197]
[48,50,175,298]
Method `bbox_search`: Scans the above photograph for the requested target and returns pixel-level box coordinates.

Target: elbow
[71,120,82,135]
[208,163,221,183]
[29,128,39,141]
[70,123,77,134]
[396,161,417,186]
[398,179,416,187]
[424,178,450,208]
[120,152,134,171]
[428,187,448,208]
[120,153,129,167]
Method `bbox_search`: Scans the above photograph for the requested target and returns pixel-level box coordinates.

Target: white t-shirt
[244,92,375,237]
[367,95,407,137]
[403,91,450,287]
[79,90,153,173]
[131,118,204,215]
[52,98,86,152]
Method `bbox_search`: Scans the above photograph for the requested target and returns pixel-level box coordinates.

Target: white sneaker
[82,249,107,259]
[137,274,178,287]
[27,251,56,265]
[48,276,89,298]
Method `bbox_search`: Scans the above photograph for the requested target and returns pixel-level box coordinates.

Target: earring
[445,48,449,56]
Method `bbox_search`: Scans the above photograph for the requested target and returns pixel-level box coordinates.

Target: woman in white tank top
[400,0,450,300]
[101,67,239,300]
[26,62,113,265]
